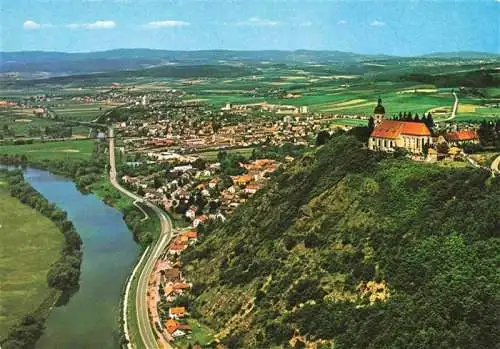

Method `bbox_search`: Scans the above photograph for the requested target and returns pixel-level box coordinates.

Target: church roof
[370,120,431,139]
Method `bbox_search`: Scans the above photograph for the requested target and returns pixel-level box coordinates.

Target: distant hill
[0,49,392,76]
[1,49,497,80]
[421,51,500,59]
[181,135,499,349]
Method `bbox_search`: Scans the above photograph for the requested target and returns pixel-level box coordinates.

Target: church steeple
[373,97,386,126]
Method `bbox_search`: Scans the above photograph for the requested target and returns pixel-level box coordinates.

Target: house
[168,241,187,255]
[209,178,219,189]
[169,307,186,319]
[161,268,181,283]
[173,282,192,292]
[182,230,198,243]
[171,165,193,173]
[165,319,191,338]
[231,174,253,186]
[244,184,260,194]
[444,130,479,146]
[185,206,198,220]
[193,215,208,228]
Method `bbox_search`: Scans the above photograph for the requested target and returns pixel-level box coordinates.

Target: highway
[108,126,173,349]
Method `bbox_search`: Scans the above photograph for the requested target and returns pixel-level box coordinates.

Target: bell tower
[373,97,386,125]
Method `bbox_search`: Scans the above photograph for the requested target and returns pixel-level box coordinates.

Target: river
[15,167,140,349]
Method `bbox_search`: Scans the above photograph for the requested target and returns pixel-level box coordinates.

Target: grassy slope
[0,178,63,339]
[181,135,500,348]
[0,139,95,161]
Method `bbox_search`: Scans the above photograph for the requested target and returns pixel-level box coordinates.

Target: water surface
[17,168,138,349]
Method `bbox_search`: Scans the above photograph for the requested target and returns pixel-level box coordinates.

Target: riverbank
[0,139,165,348]
[0,176,62,340]
[0,169,82,348]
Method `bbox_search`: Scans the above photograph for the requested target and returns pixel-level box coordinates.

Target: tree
[47,258,80,290]
[368,116,375,132]
[193,157,207,170]
[316,130,331,146]
[426,112,435,128]
[436,142,449,154]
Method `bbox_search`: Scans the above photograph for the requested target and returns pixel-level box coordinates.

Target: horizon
[1,48,499,57]
[1,0,499,55]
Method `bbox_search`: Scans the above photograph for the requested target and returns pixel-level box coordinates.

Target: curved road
[108,126,173,349]
[491,154,500,177]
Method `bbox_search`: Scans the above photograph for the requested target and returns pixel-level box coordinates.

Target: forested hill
[181,135,500,349]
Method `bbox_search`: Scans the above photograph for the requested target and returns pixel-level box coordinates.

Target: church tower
[373,97,385,126]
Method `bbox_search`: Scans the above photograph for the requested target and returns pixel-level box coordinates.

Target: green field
[330,118,369,127]
[52,103,113,122]
[177,68,500,121]
[174,318,215,348]
[192,147,255,161]
[0,139,96,161]
[0,178,63,339]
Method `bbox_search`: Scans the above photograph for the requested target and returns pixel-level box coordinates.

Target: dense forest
[181,135,499,349]
[1,169,82,349]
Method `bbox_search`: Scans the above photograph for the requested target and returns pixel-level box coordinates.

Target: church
[368,98,433,154]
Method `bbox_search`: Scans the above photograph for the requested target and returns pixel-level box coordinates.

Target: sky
[1,0,499,55]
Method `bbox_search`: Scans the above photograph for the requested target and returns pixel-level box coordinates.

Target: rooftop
[371,120,431,139]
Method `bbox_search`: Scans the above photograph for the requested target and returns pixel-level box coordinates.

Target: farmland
[51,102,114,122]
[1,55,498,133]
[0,176,63,339]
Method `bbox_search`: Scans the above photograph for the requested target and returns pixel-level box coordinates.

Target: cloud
[235,17,281,27]
[143,20,191,29]
[67,20,117,29]
[338,20,348,25]
[23,20,53,30]
[370,20,386,27]
[23,20,41,30]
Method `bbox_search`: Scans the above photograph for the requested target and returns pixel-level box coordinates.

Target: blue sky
[1,0,498,55]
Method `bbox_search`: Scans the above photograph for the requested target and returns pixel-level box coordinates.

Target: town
[1,53,499,349]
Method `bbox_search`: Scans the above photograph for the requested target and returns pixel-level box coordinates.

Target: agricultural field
[0,177,64,339]
[0,105,94,138]
[0,139,96,161]
[51,102,114,122]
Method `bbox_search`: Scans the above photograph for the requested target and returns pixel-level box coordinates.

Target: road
[440,91,459,122]
[491,154,500,177]
[108,126,174,349]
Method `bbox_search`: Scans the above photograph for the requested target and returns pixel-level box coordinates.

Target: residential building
[169,307,186,319]
[445,129,480,146]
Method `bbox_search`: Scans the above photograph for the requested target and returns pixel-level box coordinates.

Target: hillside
[181,135,499,349]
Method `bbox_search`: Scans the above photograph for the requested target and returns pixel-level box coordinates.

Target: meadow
[0,139,96,161]
[0,177,63,339]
